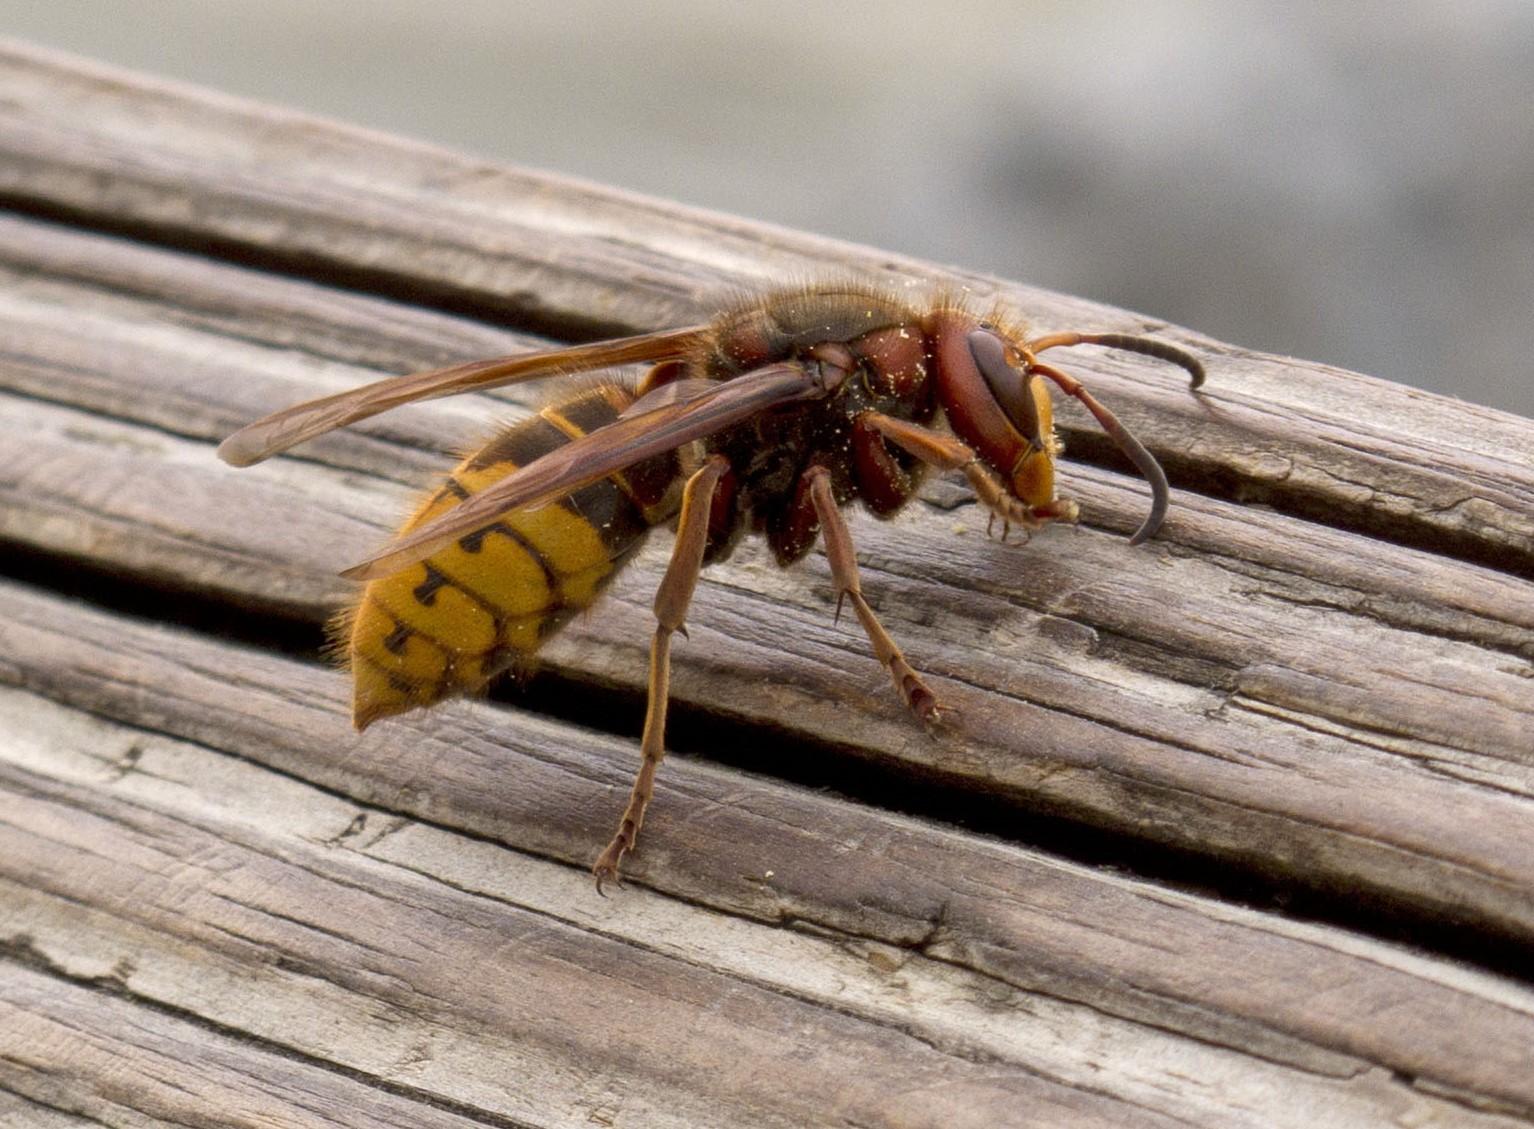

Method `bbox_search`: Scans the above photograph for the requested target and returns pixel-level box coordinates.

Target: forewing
[217,326,707,467]
[341,362,821,581]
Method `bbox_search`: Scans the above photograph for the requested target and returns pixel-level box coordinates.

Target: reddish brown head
[926,309,1060,514]
[926,308,1204,544]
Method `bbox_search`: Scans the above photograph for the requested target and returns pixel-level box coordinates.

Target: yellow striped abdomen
[343,384,681,728]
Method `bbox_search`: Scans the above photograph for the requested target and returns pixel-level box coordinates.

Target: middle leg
[804,465,941,723]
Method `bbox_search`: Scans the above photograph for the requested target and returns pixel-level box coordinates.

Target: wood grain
[0,212,1529,948]
[1,39,1533,1129]
[4,584,1534,1127]
[0,40,1530,577]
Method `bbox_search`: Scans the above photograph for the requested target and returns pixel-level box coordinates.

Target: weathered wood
[1,39,1533,1129]
[0,41,1530,576]
[0,965,498,1129]
[0,1088,99,1129]
[4,586,1534,1127]
[0,212,1530,950]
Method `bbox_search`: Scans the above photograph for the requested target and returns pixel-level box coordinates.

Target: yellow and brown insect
[220,283,1203,889]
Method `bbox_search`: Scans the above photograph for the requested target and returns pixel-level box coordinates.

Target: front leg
[860,413,1078,539]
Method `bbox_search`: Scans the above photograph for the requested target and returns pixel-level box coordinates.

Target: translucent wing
[342,362,825,581]
[217,326,708,467]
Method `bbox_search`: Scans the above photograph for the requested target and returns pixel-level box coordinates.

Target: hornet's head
[926,308,1204,544]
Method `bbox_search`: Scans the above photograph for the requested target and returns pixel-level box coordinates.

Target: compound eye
[967,329,1043,450]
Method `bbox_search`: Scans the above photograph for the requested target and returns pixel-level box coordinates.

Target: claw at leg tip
[593,856,625,896]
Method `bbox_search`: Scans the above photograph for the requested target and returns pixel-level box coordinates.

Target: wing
[217,326,708,467]
[341,362,825,581]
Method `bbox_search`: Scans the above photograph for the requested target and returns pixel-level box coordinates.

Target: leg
[804,466,941,723]
[593,454,729,892]
[860,413,1078,538]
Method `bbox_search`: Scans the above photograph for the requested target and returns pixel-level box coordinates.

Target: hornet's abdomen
[343,384,681,728]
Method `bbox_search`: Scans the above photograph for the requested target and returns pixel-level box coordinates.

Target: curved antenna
[1026,359,1170,545]
[1026,331,1205,390]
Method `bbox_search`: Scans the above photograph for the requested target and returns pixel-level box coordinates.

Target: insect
[220,283,1203,890]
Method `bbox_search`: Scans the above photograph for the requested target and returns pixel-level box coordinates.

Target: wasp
[220,283,1203,890]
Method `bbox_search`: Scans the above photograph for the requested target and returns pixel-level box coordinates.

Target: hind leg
[593,454,730,892]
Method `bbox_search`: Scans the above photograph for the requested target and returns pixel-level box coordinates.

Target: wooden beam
[1,40,1532,1128]
[5,587,1534,1125]
[0,40,1529,575]
[0,213,1529,944]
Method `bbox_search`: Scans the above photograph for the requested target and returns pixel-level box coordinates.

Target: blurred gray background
[4,1,1531,415]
